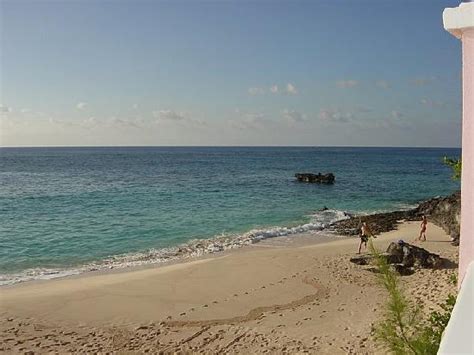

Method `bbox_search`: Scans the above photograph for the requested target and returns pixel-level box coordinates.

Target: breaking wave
[0,209,350,286]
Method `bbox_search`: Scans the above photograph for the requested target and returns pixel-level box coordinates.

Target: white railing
[438,261,474,354]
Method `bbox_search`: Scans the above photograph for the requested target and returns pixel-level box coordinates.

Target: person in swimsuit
[418,215,427,242]
[358,222,374,253]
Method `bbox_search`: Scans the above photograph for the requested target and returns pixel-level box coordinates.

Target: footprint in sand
[212,301,218,304]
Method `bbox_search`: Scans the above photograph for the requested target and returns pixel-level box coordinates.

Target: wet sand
[0,221,458,353]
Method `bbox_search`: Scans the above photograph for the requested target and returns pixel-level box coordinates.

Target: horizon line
[0,145,462,149]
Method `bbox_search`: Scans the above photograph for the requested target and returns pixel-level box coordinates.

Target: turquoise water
[0,147,460,284]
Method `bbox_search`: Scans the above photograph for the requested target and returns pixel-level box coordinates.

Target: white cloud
[282,109,307,124]
[151,109,207,127]
[228,112,268,130]
[153,110,186,121]
[46,115,143,130]
[80,117,99,129]
[20,108,31,113]
[243,113,265,122]
[0,105,12,113]
[285,83,298,95]
[368,110,411,130]
[355,105,372,113]
[411,76,438,86]
[48,117,78,127]
[76,102,87,110]
[248,87,265,95]
[391,110,404,119]
[191,119,208,126]
[318,108,354,123]
[108,117,142,129]
[247,83,296,95]
[336,80,358,89]
[342,109,412,130]
[420,98,446,108]
[132,104,138,109]
[375,80,390,89]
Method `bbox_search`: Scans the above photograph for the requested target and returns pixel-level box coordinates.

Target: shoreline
[0,229,342,290]
[1,191,459,288]
[0,215,347,288]
[0,220,458,353]
[1,207,355,287]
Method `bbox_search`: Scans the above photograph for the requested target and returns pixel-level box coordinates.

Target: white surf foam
[0,209,350,286]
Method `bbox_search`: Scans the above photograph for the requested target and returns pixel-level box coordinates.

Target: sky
[0,0,463,147]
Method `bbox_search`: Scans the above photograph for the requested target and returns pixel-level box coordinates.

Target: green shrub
[443,157,461,180]
[369,240,456,354]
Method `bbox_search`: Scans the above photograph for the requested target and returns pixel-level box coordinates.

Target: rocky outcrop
[295,173,335,184]
[414,191,461,245]
[349,241,447,275]
[330,191,460,245]
[331,210,413,236]
[385,241,445,269]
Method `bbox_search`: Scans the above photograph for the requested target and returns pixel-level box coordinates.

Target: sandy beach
[0,221,458,354]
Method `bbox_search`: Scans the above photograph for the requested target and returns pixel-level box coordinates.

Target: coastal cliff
[330,191,461,245]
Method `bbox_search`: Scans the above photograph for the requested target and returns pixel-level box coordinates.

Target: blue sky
[0,0,463,147]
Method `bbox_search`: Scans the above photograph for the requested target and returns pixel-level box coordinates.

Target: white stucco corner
[438,262,474,354]
[443,2,474,38]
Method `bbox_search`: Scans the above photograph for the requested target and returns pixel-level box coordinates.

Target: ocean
[0,147,460,285]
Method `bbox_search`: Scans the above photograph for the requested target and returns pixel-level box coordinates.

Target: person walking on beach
[358,222,375,254]
[417,215,428,242]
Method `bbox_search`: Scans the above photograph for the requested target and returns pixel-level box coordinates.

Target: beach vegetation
[443,157,462,180]
[369,240,456,354]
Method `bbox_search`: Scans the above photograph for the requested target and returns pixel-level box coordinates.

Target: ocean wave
[0,209,350,287]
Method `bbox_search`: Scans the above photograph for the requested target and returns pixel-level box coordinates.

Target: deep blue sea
[0,147,460,285]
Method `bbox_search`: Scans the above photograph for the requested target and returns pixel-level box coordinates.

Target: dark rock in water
[386,241,444,269]
[295,173,335,184]
[318,206,329,211]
